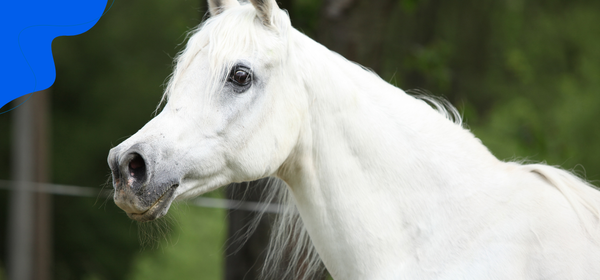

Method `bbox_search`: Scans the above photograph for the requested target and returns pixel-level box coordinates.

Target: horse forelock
[159,3,290,111]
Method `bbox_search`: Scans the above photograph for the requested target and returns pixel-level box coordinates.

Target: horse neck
[277,29,504,279]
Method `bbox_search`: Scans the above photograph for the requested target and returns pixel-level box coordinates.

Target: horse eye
[229,68,252,86]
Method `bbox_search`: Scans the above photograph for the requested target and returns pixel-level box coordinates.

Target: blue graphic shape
[0,0,109,111]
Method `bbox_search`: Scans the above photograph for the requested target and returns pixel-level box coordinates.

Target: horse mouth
[128,184,178,222]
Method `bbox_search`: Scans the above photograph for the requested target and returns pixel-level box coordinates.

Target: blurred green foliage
[472,1,600,178]
[379,0,600,182]
[0,0,599,279]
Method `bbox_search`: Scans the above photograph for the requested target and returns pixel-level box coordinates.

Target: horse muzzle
[108,143,179,222]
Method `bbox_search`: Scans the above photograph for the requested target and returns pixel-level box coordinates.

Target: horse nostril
[128,153,147,183]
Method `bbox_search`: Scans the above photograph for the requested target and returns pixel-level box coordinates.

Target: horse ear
[208,0,240,16]
[249,0,279,26]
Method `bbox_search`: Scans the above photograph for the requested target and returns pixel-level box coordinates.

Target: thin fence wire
[0,180,281,213]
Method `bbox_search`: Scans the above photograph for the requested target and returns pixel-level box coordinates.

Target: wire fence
[0,180,281,213]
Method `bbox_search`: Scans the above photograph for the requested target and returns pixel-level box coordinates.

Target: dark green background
[0,0,599,278]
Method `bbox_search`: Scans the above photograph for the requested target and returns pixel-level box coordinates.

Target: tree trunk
[7,89,52,280]
[318,0,397,73]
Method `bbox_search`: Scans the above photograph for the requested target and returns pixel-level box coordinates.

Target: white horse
[108,0,600,279]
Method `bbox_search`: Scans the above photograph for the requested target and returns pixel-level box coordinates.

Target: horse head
[108,0,305,222]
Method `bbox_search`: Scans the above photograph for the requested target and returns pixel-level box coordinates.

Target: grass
[126,201,227,280]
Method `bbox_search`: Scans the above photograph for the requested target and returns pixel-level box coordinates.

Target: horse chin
[127,184,178,222]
